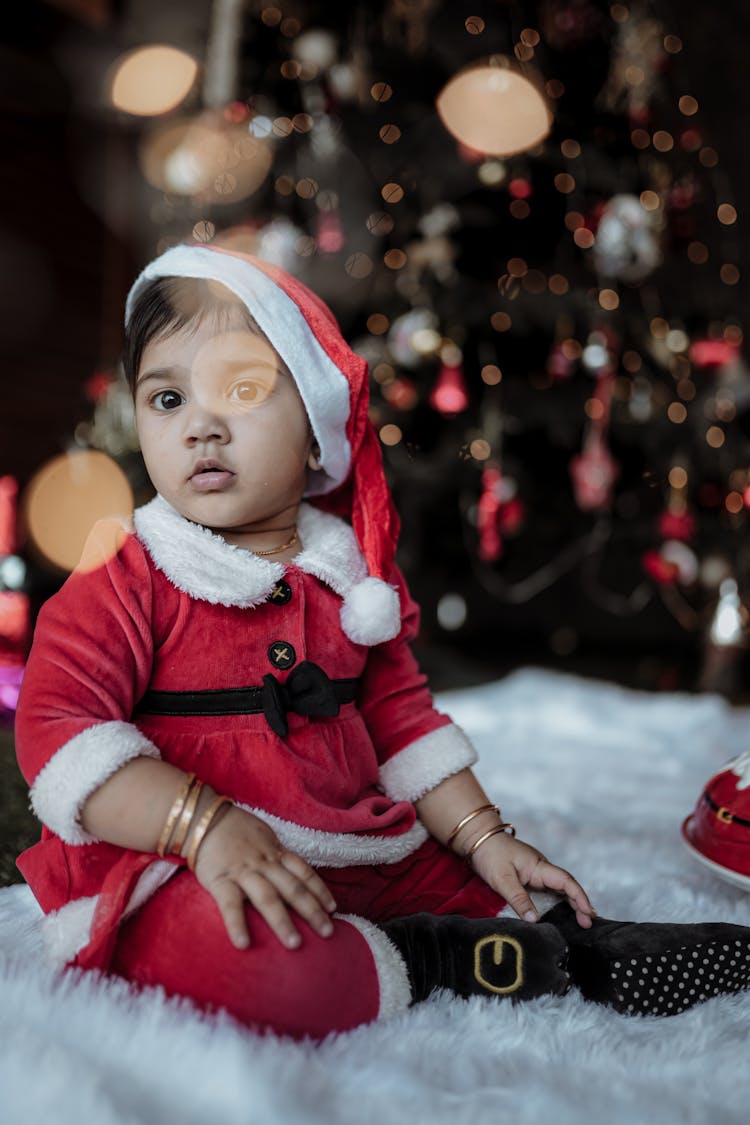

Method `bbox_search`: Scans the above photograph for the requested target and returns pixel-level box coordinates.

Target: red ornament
[689,339,740,370]
[546,341,575,381]
[508,178,532,200]
[570,436,619,511]
[84,370,115,403]
[316,208,345,254]
[429,362,469,415]
[381,377,418,411]
[642,549,679,586]
[658,509,696,542]
[477,467,503,561]
[498,496,525,536]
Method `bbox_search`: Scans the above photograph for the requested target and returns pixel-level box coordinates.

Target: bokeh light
[109,45,198,117]
[437,63,551,157]
[23,451,134,573]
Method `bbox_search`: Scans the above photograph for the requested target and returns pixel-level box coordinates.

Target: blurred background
[3,0,750,879]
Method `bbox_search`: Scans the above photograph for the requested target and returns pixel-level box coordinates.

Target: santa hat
[125,243,401,645]
[681,749,750,892]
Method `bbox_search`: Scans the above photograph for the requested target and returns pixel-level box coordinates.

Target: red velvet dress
[15,495,501,1036]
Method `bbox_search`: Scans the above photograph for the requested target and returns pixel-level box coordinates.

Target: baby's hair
[123,276,264,395]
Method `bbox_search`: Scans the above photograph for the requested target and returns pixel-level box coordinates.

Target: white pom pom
[340,578,401,646]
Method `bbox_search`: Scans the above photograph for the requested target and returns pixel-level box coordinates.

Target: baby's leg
[110,869,412,1038]
[543,902,750,1016]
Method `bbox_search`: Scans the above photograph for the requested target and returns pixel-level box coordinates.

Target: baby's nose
[183,401,230,443]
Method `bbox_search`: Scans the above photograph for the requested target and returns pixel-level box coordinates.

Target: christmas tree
[15,0,750,694]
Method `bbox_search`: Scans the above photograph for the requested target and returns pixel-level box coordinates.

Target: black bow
[262,661,343,737]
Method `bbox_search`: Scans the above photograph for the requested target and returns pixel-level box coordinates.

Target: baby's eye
[151,390,184,411]
[227,378,273,406]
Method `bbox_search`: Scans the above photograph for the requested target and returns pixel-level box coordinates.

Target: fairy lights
[371,82,393,103]
[491,312,512,332]
[561,139,581,159]
[720,265,740,285]
[344,253,373,279]
[481,365,502,385]
[555,173,576,194]
[706,426,725,449]
[381,183,405,204]
[379,424,402,446]
[384,249,407,269]
[679,95,699,116]
[717,204,738,225]
[687,242,709,264]
[667,403,688,424]
[379,124,402,144]
[599,289,620,311]
[548,274,569,295]
[465,16,485,34]
[663,35,683,53]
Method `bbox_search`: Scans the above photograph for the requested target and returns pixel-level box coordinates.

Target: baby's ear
[307,441,321,472]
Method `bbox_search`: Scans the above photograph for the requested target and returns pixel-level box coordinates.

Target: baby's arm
[80,757,336,950]
[416,767,595,928]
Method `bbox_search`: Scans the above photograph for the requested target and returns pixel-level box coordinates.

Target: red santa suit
[15,495,504,1037]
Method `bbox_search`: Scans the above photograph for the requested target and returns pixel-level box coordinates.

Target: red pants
[111,837,505,1038]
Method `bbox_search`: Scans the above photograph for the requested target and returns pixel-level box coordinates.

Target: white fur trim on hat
[29,721,162,846]
[378,722,478,803]
[125,245,351,496]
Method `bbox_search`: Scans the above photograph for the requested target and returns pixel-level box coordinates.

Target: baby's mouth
[189,462,236,490]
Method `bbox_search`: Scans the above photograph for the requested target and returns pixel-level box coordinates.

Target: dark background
[2,0,750,693]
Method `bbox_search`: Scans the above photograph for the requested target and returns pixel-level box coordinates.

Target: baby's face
[134,314,314,538]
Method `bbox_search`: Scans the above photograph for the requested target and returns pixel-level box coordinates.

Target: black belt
[703,790,750,828]
[136,661,358,738]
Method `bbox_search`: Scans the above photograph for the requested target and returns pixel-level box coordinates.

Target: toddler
[15,245,750,1037]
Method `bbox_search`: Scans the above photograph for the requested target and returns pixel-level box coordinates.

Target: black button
[268,641,296,670]
[268,579,292,606]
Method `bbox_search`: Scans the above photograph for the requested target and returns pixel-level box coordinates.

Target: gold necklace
[252,528,299,557]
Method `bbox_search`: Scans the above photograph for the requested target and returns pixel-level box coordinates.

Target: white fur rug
[2,668,750,1125]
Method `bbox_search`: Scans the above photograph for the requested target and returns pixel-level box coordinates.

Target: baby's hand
[192,805,337,950]
[468,832,595,929]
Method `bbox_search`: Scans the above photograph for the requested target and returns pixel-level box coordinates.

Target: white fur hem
[40,860,177,966]
[29,722,162,845]
[237,803,428,867]
[338,913,412,1018]
[378,723,478,803]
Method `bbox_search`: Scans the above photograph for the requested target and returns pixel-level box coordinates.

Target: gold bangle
[186,796,233,872]
[156,772,196,857]
[168,777,204,856]
[446,804,499,849]
[464,822,516,864]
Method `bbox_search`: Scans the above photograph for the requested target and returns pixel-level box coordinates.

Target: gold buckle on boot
[473,934,525,995]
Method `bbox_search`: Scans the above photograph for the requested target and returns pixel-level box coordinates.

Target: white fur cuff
[29,721,162,845]
[379,723,478,803]
[338,913,412,1019]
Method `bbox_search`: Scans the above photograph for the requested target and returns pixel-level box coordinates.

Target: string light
[561,139,581,158]
[687,242,709,263]
[481,365,502,385]
[371,82,393,103]
[384,249,407,269]
[545,80,565,98]
[706,426,725,449]
[555,173,576,193]
[379,124,401,144]
[548,274,569,294]
[367,314,389,335]
[679,95,699,116]
[491,312,512,331]
[510,201,530,219]
[667,403,688,424]
[717,204,738,225]
[344,253,373,278]
[720,265,740,285]
[465,16,485,34]
[381,182,404,203]
[379,424,402,446]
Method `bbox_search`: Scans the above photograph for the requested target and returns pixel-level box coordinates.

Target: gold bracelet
[446,804,499,849]
[156,772,196,857]
[464,822,516,864]
[168,777,204,856]
[186,796,233,872]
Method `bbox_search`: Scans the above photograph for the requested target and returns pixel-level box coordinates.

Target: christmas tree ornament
[292,29,339,72]
[570,370,619,511]
[388,308,440,367]
[698,576,748,696]
[429,359,469,416]
[659,540,698,585]
[641,549,679,586]
[593,194,663,283]
[658,467,696,542]
[436,60,552,157]
[476,468,524,562]
[546,340,576,381]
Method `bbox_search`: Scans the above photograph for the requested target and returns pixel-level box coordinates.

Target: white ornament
[594,194,662,283]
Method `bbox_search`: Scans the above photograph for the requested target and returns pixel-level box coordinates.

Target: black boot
[380,913,570,1003]
[542,901,750,1016]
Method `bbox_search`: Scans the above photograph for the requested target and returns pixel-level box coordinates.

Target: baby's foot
[543,901,750,1016]
[380,913,570,1003]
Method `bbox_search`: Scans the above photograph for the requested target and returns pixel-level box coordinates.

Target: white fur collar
[133,495,401,645]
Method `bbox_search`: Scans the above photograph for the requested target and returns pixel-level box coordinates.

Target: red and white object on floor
[682,749,750,892]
